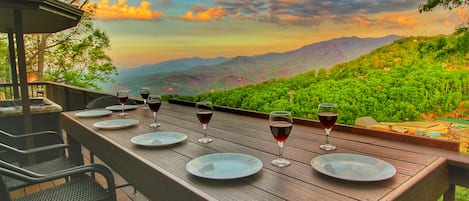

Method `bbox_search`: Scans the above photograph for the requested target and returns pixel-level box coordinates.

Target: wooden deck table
[60,103,449,201]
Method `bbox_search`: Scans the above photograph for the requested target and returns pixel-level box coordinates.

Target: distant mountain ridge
[116,56,229,79]
[106,35,404,95]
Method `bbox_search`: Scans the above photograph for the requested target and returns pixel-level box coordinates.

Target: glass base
[198,137,213,143]
[118,112,127,116]
[271,158,290,167]
[150,123,162,128]
[141,106,148,110]
[320,144,337,151]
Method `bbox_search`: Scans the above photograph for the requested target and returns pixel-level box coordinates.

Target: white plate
[311,153,396,182]
[131,132,187,147]
[93,119,139,129]
[186,153,263,179]
[105,105,138,111]
[75,110,112,118]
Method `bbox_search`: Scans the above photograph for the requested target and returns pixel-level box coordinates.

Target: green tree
[44,10,117,89]
[0,40,10,83]
[419,0,469,12]
[23,6,116,89]
[317,68,328,79]
[420,0,469,32]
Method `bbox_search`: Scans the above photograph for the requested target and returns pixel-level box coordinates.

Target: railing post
[64,86,71,111]
[443,184,455,201]
[82,91,89,110]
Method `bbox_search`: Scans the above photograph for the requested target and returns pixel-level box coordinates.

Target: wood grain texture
[61,103,452,201]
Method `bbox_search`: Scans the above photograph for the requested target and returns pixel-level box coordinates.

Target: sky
[83,0,468,68]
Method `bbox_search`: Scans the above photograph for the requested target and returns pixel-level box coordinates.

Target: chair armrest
[0,130,65,147]
[0,130,64,144]
[0,160,113,185]
[0,159,44,177]
[0,142,69,156]
[1,130,55,138]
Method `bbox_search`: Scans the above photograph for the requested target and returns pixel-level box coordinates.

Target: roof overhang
[0,0,84,33]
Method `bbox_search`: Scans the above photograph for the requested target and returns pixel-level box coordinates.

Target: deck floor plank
[9,188,25,199]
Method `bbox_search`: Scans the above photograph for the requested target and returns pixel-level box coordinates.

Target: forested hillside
[168,33,469,125]
[108,35,401,96]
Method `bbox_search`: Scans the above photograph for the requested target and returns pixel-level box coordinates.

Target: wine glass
[117,90,129,116]
[318,103,338,151]
[139,87,150,110]
[269,111,293,167]
[195,101,213,143]
[147,95,162,128]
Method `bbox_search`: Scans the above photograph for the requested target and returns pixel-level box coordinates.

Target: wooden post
[14,9,34,165]
[443,184,455,201]
[7,29,19,99]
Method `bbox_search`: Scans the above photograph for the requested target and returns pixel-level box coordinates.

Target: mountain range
[103,35,404,95]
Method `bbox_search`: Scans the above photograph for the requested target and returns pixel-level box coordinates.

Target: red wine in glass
[117,90,128,116]
[118,96,128,105]
[195,101,214,143]
[141,93,149,99]
[148,101,161,112]
[148,95,162,128]
[140,87,150,109]
[269,111,293,167]
[270,122,292,142]
[318,112,337,129]
[196,111,212,125]
[318,103,338,151]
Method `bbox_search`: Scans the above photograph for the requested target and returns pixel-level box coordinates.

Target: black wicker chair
[0,141,78,190]
[0,160,116,201]
[86,95,137,109]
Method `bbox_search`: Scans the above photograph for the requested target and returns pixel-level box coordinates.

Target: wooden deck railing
[0,81,140,111]
[1,81,468,200]
[0,82,46,100]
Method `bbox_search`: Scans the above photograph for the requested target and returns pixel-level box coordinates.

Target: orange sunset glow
[85,0,467,67]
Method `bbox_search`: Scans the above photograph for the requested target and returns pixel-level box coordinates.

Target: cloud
[215,0,268,15]
[333,14,374,27]
[214,0,419,26]
[278,15,299,23]
[443,19,453,27]
[235,12,253,20]
[277,0,297,3]
[85,0,164,20]
[379,14,416,27]
[438,7,469,27]
[177,6,230,21]
[348,15,373,27]
[456,7,469,21]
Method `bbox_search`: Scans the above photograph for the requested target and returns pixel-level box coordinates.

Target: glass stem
[121,104,125,114]
[277,141,284,158]
[325,128,331,144]
[153,112,157,124]
[202,124,207,137]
